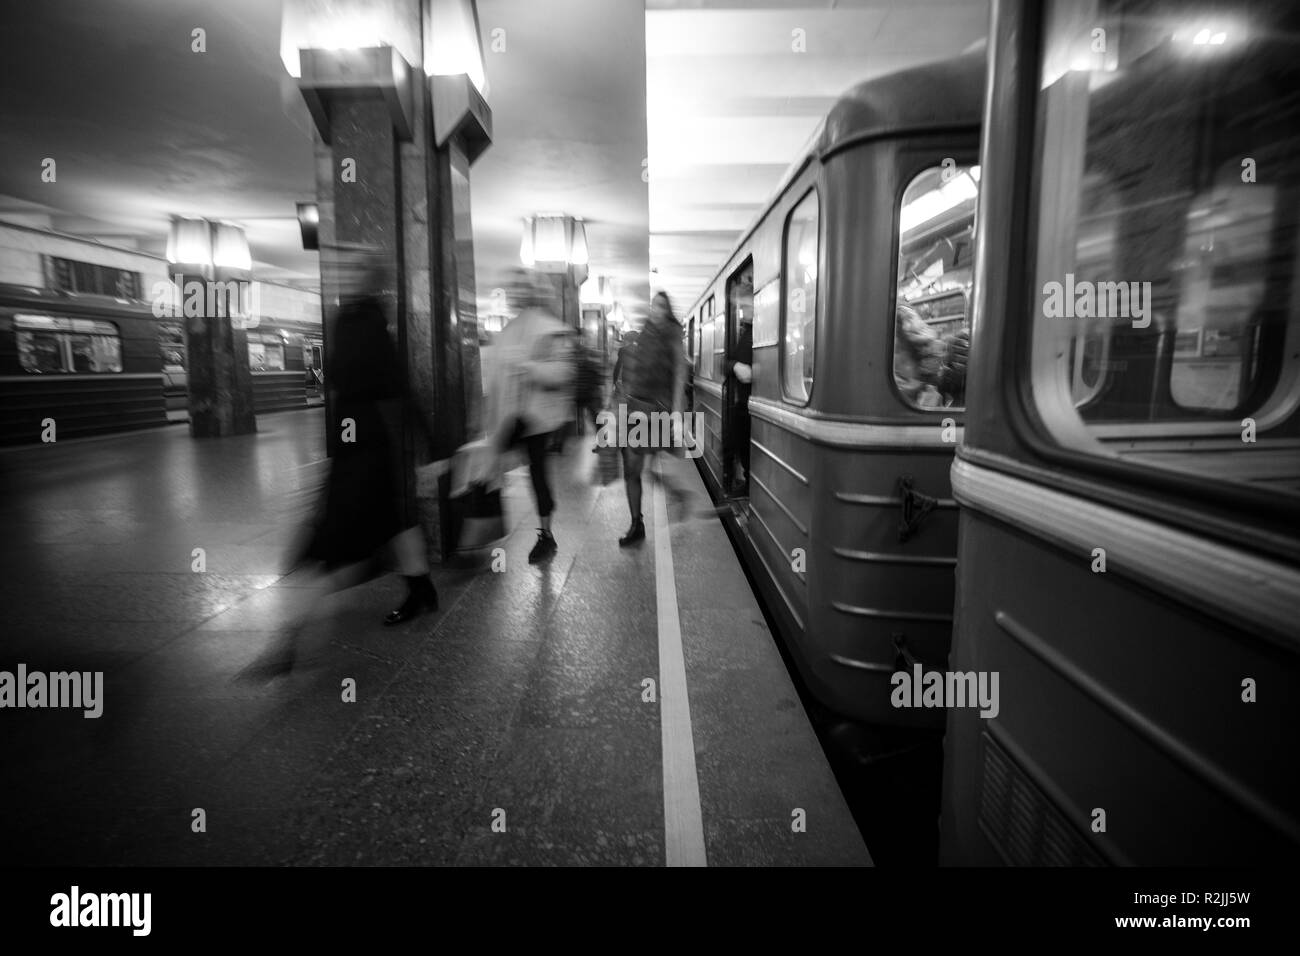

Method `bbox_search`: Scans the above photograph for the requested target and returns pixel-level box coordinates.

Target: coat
[301,295,406,568]
[485,306,574,441]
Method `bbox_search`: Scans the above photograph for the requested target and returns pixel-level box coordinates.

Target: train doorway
[723,257,754,496]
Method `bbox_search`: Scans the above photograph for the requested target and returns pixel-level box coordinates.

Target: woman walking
[300,254,438,625]
[484,270,575,564]
[615,291,687,545]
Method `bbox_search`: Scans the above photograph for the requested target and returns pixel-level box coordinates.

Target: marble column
[181,273,257,438]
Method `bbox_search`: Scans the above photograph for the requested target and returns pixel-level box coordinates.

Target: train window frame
[14,314,123,374]
[247,330,287,372]
[780,187,820,406]
[891,162,980,412]
[1010,0,1300,512]
[703,294,717,379]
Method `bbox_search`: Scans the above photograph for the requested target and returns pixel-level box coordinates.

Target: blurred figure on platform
[615,291,688,546]
[573,331,606,451]
[485,269,575,564]
[300,248,438,626]
[723,313,753,496]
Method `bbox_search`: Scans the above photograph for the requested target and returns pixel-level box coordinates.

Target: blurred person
[300,249,439,626]
[485,269,575,564]
[615,292,688,546]
[572,332,605,451]
[723,314,753,495]
[893,302,969,407]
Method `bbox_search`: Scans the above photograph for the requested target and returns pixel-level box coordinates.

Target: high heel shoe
[384,574,439,626]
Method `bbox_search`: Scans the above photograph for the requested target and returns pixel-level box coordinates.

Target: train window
[15,314,122,374]
[159,323,186,370]
[782,190,818,403]
[247,331,286,372]
[893,165,979,409]
[1030,0,1300,497]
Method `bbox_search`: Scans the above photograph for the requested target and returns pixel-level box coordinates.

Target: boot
[384,574,439,626]
[528,529,558,564]
[619,516,646,546]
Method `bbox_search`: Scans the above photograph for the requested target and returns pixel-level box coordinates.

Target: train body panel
[687,53,984,726]
[940,0,1300,865]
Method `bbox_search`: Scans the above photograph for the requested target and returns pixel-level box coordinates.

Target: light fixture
[296,202,319,251]
[211,222,252,274]
[279,1,421,81]
[166,217,213,273]
[520,219,535,268]
[519,214,589,274]
[424,0,487,96]
[569,219,588,266]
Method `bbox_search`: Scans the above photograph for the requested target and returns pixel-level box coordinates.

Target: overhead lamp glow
[424,0,488,96]
[166,217,212,270]
[520,213,588,273]
[279,0,420,79]
[212,222,252,273]
[520,218,535,267]
[570,219,589,266]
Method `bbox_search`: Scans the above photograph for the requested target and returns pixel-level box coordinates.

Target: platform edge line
[653,461,708,867]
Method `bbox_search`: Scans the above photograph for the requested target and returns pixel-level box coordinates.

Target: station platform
[0,409,870,867]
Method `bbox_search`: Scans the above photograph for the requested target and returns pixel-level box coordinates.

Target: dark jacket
[726,321,753,406]
[302,295,405,568]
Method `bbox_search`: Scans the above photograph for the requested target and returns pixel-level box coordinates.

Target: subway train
[687,0,1299,866]
[0,282,324,445]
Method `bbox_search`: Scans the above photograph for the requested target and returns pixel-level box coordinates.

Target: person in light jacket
[485,270,575,563]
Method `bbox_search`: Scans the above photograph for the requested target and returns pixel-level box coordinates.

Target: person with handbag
[615,291,688,545]
[484,269,575,564]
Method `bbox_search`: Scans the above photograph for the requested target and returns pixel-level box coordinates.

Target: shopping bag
[454,481,506,550]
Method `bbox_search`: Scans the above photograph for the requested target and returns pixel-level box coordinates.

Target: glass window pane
[783,191,818,403]
[1031,0,1300,497]
[894,165,978,409]
[17,331,65,372]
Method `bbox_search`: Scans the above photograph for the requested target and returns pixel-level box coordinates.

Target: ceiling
[646,0,989,311]
[0,0,988,320]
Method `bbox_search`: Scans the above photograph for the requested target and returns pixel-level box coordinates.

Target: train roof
[686,51,986,316]
[816,50,985,159]
[0,282,154,316]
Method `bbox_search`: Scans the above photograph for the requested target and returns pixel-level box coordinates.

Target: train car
[1,282,325,444]
[0,283,171,443]
[940,0,1300,864]
[686,52,985,728]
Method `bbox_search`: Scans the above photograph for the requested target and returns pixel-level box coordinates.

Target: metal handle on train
[892,632,919,671]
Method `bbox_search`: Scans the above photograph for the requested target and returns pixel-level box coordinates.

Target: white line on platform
[652,458,707,867]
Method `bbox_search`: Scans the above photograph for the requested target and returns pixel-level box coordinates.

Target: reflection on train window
[247,331,286,371]
[15,314,122,374]
[1031,0,1300,497]
[894,165,978,409]
[159,323,186,370]
[782,190,818,403]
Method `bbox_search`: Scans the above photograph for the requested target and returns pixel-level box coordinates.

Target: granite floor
[0,409,869,866]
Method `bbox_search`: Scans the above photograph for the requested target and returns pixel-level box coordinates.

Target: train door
[723,258,754,495]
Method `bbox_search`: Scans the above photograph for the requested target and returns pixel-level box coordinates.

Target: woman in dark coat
[301,273,438,625]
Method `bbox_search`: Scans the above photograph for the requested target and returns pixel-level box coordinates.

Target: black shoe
[528,530,557,564]
[619,518,646,546]
[384,575,439,626]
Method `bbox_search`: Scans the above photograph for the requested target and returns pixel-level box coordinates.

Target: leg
[384,526,438,626]
[526,430,558,562]
[620,446,647,545]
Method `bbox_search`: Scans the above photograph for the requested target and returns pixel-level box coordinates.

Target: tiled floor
[0,410,869,866]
